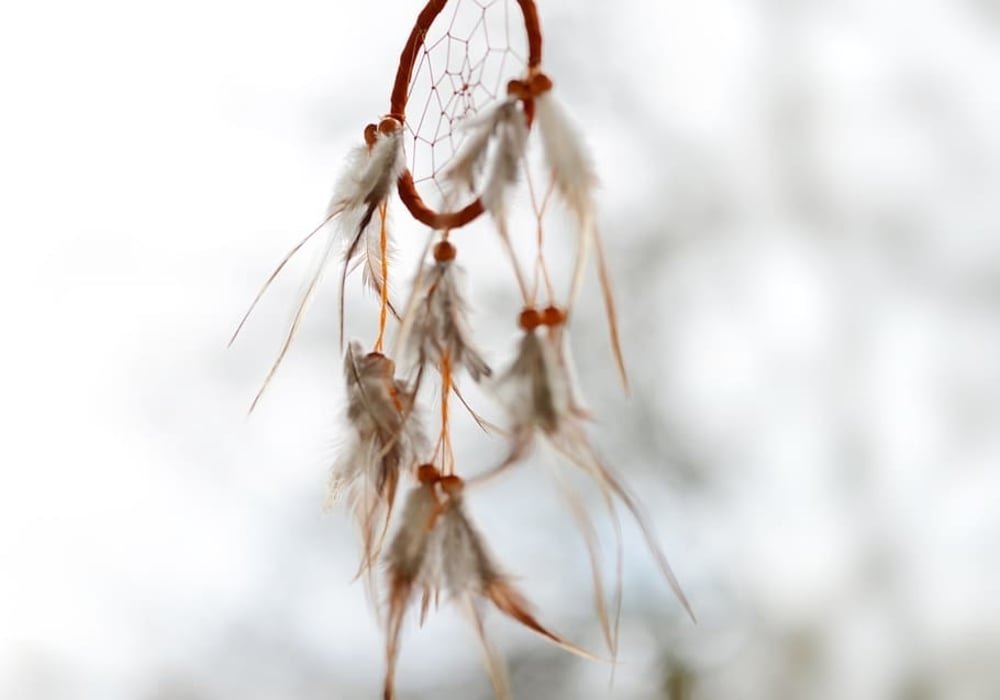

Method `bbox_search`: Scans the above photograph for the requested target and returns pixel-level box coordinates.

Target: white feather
[481,103,528,217]
[359,206,395,299]
[535,93,627,388]
[329,126,405,215]
[535,92,597,221]
[241,124,405,411]
[447,100,513,190]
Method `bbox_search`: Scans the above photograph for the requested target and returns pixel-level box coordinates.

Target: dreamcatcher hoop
[389,0,545,230]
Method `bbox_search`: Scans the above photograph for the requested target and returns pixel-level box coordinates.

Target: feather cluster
[383,467,592,700]
[490,314,695,641]
[493,319,587,456]
[402,241,491,383]
[447,99,529,217]
[446,99,534,301]
[235,120,407,412]
[331,122,405,301]
[329,341,428,572]
[330,121,406,215]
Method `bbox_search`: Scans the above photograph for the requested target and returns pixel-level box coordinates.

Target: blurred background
[2,0,999,698]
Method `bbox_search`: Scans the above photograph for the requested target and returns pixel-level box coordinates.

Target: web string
[404,0,528,206]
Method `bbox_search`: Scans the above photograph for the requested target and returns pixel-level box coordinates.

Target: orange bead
[378,116,401,135]
[438,475,464,496]
[417,464,441,484]
[529,72,553,95]
[506,79,528,99]
[542,305,565,327]
[433,240,456,262]
[518,308,542,331]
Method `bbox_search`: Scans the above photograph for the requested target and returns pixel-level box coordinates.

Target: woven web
[404,0,528,206]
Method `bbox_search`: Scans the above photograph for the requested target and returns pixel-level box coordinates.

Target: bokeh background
[3,0,1000,698]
